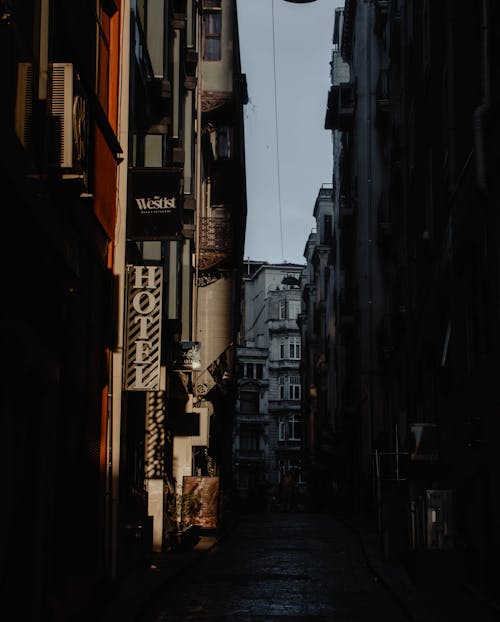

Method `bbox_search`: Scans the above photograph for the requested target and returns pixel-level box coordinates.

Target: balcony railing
[198,216,233,270]
[235,449,265,462]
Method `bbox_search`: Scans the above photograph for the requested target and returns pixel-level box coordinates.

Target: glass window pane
[204,37,221,60]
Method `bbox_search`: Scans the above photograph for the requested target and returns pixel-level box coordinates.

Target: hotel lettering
[124,266,163,391]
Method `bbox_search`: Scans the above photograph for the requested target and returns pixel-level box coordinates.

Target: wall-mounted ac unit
[15,62,33,151]
[15,62,74,168]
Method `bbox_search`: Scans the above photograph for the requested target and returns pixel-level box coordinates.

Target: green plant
[165,489,202,532]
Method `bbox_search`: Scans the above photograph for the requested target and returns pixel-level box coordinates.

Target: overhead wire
[271,0,285,262]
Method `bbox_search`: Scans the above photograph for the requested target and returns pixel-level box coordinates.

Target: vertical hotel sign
[124,266,163,391]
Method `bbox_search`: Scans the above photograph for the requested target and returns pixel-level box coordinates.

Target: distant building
[234,261,304,509]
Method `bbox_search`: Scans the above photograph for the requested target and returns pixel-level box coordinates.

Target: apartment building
[235,261,304,509]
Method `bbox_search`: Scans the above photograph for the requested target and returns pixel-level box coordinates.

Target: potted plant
[165,488,202,551]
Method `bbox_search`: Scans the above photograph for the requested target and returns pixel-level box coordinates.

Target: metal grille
[48,63,73,167]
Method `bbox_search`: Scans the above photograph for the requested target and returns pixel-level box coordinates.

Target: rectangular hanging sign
[124,265,163,391]
[127,168,182,240]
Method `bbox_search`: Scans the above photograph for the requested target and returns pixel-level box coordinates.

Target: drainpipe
[366,0,375,497]
[472,0,490,194]
[109,0,130,581]
[192,3,203,392]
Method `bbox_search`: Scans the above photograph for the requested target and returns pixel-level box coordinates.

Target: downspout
[109,0,130,581]
[366,0,375,492]
[192,3,203,392]
[473,0,490,194]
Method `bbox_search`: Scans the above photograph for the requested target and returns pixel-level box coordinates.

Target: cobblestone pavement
[143,512,409,621]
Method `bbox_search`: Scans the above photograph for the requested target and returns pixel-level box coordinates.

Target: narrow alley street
[142,512,408,622]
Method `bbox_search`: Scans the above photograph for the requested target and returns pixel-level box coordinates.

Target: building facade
[117,0,247,569]
[1,0,124,618]
[300,185,339,509]
[1,1,247,619]
[234,261,304,509]
[312,0,500,601]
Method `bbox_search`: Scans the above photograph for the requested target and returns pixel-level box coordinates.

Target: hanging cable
[271,0,285,262]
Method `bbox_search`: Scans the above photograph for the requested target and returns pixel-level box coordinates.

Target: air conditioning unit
[15,62,74,168]
[15,62,33,151]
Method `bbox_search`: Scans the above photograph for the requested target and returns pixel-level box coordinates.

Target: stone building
[234,261,304,509]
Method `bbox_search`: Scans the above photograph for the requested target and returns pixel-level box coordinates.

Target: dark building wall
[331,0,500,596]
[1,1,122,618]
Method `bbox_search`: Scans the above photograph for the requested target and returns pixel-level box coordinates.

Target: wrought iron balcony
[198,216,233,270]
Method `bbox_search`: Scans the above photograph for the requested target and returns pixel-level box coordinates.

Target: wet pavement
[142,512,409,622]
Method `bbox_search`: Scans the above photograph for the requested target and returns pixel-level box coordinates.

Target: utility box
[412,489,454,551]
[424,489,454,550]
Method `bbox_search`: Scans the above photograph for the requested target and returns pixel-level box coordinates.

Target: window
[279,459,305,483]
[278,416,286,441]
[240,390,259,413]
[289,376,301,400]
[278,376,301,400]
[203,1,222,61]
[278,414,301,441]
[216,126,232,159]
[288,300,301,320]
[322,214,333,245]
[279,299,287,320]
[245,363,254,378]
[240,426,259,451]
[279,341,286,360]
[279,376,286,400]
[256,364,264,380]
[289,337,301,360]
[288,414,301,440]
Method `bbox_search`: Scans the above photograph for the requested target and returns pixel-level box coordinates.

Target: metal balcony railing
[198,216,233,270]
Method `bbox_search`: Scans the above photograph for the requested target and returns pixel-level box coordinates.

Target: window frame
[289,336,301,360]
[288,413,301,440]
[279,299,287,320]
[203,2,222,61]
[278,416,286,441]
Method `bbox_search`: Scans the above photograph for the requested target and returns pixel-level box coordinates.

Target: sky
[237,0,341,265]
